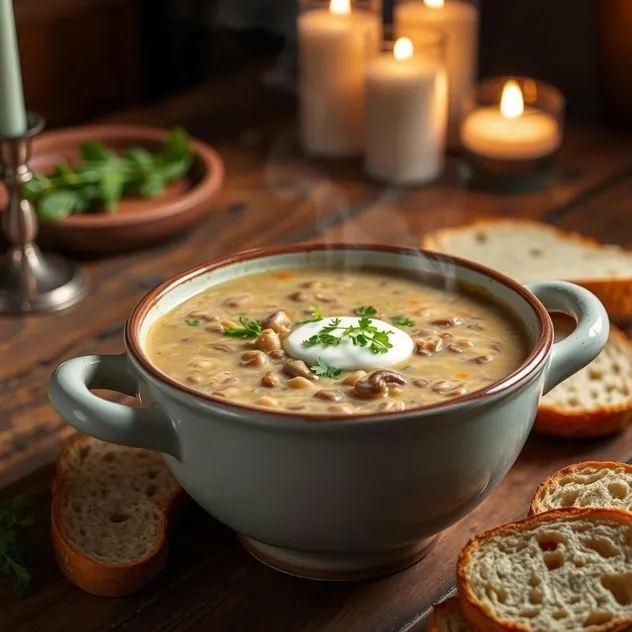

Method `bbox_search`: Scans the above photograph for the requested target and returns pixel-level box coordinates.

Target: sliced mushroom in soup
[146,268,528,417]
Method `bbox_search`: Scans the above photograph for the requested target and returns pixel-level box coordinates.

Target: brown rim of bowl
[125,243,553,424]
[32,124,224,227]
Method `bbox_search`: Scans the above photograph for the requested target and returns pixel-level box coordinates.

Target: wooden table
[3,63,632,631]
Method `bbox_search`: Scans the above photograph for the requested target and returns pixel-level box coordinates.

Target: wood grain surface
[2,61,632,632]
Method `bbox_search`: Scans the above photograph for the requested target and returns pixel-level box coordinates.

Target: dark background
[12,0,631,130]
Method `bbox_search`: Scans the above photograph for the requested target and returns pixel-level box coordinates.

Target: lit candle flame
[394,37,414,61]
[500,80,524,119]
[424,0,444,7]
[330,0,351,15]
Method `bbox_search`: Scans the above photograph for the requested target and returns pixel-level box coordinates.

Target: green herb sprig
[223,317,262,339]
[391,316,415,327]
[0,497,33,597]
[185,319,199,327]
[297,305,323,325]
[355,305,377,317]
[311,357,343,379]
[303,317,393,355]
[24,127,194,222]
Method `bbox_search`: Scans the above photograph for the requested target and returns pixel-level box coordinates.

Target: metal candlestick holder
[0,113,86,313]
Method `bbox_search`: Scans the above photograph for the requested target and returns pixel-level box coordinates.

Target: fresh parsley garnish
[223,316,262,339]
[185,319,199,327]
[24,127,194,222]
[0,496,33,597]
[355,305,377,317]
[311,357,343,379]
[304,318,342,348]
[297,305,323,325]
[391,316,415,327]
[303,317,393,355]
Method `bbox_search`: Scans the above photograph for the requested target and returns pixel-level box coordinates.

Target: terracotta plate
[0,125,224,257]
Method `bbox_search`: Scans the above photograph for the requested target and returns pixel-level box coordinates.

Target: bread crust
[421,218,632,321]
[409,221,632,439]
[457,508,632,632]
[50,434,188,597]
[426,596,472,631]
[535,325,632,438]
[528,460,632,517]
[534,407,632,438]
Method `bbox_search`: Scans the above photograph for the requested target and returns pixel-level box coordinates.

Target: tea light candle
[461,80,562,160]
[365,37,447,184]
[395,0,478,146]
[0,0,27,137]
[298,0,381,157]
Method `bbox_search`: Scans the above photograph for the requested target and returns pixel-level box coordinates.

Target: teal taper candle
[0,0,27,137]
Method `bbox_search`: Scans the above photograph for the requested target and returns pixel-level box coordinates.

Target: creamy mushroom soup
[146,268,529,416]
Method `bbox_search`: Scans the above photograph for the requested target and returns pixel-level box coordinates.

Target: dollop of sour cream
[284,316,415,371]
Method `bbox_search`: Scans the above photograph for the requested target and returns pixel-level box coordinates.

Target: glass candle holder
[459,77,565,192]
[364,29,447,185]
[393,0,479,149]
[298,0,382,158]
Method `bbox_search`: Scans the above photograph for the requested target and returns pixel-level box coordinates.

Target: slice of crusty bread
[426,596,476,631]
[421,219,632,320]
[51,434,186,597]
[535,324,632,438]
[457,508,632,632]
[529,461,632,517]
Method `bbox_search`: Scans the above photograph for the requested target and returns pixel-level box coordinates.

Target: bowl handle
[526,281,610,395]
[49,354,182,459]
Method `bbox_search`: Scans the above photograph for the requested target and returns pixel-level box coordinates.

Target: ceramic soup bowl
[49,244,609,581]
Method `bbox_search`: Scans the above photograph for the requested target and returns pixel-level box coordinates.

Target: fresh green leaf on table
[80,140,115,163]
[164,126,191,157]
[157,155,193,182]
[50,161,81,186]
[22,173,50,201]
[140,174,166,198]
[126,147,155,174]
[27,126,194,222]
[38,190,87,221]
[0,496,33,597]
[99,165,125,212]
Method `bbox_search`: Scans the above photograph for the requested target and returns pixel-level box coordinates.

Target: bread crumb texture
[57,437,180,564]
[542,334,632,413]
[536,464,632,514]
[424,221,632,283]
[464,513,632,631]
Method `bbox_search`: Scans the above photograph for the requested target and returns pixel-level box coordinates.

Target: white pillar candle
[395,0,478,146]
[298,0,381,157]
[365,37,447,184]
[461,80,561,160]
